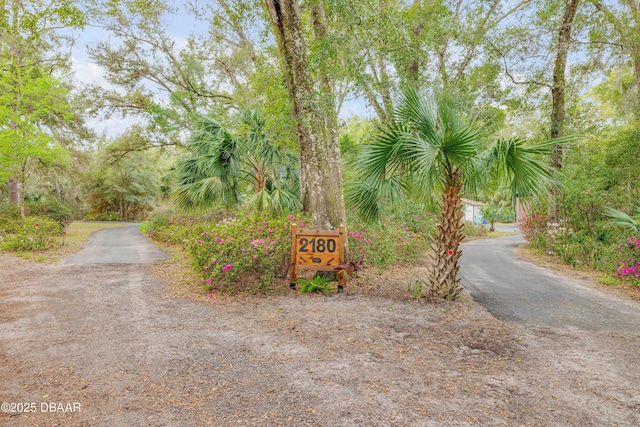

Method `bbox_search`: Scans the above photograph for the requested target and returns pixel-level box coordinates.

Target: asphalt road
[61,223,168,265]
[460,230,640,334]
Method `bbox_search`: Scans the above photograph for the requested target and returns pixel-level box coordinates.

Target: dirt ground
[1,252,639,426]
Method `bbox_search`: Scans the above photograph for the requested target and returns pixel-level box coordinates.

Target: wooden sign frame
[289,224,346,290]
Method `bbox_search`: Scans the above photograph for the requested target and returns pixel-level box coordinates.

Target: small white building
[462,198,487,225]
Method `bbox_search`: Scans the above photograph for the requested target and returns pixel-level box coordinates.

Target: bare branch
[488,39,552,88]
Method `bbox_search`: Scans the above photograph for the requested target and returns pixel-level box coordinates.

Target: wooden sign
[290,224,346,290]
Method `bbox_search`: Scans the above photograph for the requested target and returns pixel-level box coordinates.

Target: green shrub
[463,223,488,238]
[297,275,336,294]
[25,201,73,225]
[346,212,435,268]
[520,211,628,274]
[0,217,64,251]
[141,212,206,244]
[84,211,121,221]
[0,201,75,226]
[0,202,21,223]
[547,228,619,272]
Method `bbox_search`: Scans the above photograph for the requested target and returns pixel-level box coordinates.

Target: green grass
[65,221,125,245]
[599,274,640,288]
[599,276,624,286]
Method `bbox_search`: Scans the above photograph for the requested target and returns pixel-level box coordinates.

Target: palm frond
[268,187,301,212]
[440,125,483,173]
[357,122,411,183]
[486,136,571,202]
[172,175,238,211]
[173,112,300,213]
[604,207,639,232]
[403,133,440,192]
[345,180,382,222]
[345,175,408,222]
[395,87,438,139]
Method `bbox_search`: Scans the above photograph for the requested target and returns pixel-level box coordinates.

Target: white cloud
[85,116,144,138]
[71,58,113,88]
[71,58,144,137]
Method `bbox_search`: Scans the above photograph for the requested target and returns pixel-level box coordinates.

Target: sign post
[290,223,346,291]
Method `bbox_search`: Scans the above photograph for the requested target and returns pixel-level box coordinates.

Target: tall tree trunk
[633,50,640,126]
[264,0,346,230]
[8,177,19,204]
[629,0,640,126]
[54,177,62,203]
[548,0,580,224]
[309,0,346,227]
[407,0,424,86]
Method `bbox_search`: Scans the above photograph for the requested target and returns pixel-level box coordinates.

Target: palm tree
[348,88,565,300]
[481,205,502,232]
[173,111,299,213]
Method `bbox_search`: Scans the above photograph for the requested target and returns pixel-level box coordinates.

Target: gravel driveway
[1,226,639,426]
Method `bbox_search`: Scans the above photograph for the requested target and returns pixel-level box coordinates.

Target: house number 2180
[298,238,337,253]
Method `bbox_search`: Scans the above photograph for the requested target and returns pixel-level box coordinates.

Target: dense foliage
[520,210,638,286]
[346,210,435,268]
[173,112,299,213]
[0,202,70,251]
[142,207,436,293]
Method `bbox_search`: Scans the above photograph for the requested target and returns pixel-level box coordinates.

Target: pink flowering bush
[0,201,72,251]
[519,211,548,247]
[187,212,309,292]
[615,236,640,281]
[143,207,435,288]
[141,210,243,242]
[346,212,435,268]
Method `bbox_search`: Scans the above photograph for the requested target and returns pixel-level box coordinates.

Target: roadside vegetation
[517,128,640,292]
[0,200,124,261]
[1,0,639,298]
[140,206,436,295]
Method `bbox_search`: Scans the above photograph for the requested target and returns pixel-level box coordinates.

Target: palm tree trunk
[427,179,465,300]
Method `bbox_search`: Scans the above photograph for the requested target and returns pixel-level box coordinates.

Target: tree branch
[488,39,552,88]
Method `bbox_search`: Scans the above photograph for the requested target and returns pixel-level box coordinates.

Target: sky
[70,22,141,137]
[67,3,210,137]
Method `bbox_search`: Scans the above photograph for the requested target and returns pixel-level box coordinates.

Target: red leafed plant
[335,253,365,278]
